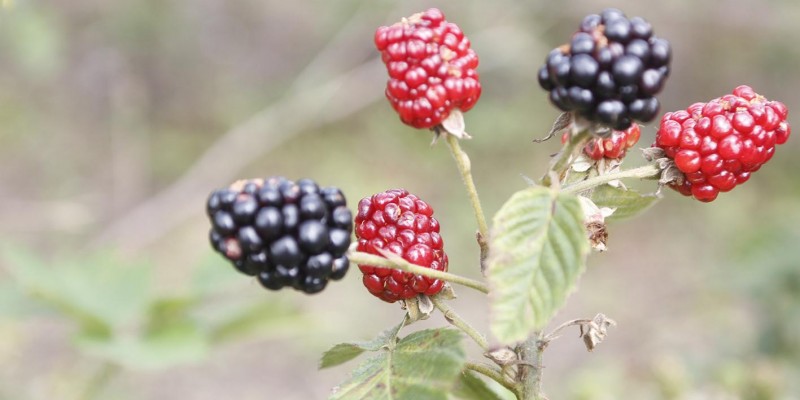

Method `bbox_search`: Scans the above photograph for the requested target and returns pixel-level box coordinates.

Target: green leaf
[487,187,590,344]
[76,296,211,370]
[320,320,405,369]
[144,296,198,334]
[590,184,659,221]
[207,299,308,344]
[0,279,50,319]
[330,328,465,400]
[2,246,153,335]
[451,371,511,400]
[76,321,210,370]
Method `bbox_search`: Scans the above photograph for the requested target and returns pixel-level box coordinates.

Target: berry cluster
[355,189,448,303]
[562,123,641,160]
[375,8,481,129]
[538,9,671,131]
[207,177,352,293]
[655,85,790,202]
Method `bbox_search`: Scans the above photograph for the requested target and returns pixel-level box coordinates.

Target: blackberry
[207,177,353,294]
[537,8,672,132]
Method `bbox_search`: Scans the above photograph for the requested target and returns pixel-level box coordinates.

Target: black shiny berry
[213,211,236,235]
[257,186,282,207]
[238,226,263,253]
[570,54,599,88]
[206,177,353,294]
[255,207,282,241]
[282,204,300,232]
[306,252,333,278]
[207,191,222,216]
[299,194,327,220]
[321,187,346,208]
[612,55,644,85]
[537,9,670,131]
[604,18,631,43]
[596,100,627,126]
[570,32,595,54]
[600,8,625,23]
[332,206,354,231]
[328,228,351,256]
[629,17,652,39]
[270,235,303,268]
[330,256,350,280]
[232,195,258,224]
[298,220,329,254]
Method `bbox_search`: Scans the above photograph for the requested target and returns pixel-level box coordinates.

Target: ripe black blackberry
[538,8,671,132]
[207,177,353,294]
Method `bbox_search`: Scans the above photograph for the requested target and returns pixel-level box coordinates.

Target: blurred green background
[1,0,799,399]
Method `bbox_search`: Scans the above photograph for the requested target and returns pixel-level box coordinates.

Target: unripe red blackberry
[562,123,641,160]
[655,85,790,202]
[207,177,353,293]
[538,9,671,131]
[354,189,448,303]
[375,8,481,129]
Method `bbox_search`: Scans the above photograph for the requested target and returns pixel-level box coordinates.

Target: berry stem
[542,126,591,186]
[444,133,490,269]
[463,362,521,397]
[348,250,490,294]
[430,294,488,350]
[561,163,661,195]
[517,332,546,400]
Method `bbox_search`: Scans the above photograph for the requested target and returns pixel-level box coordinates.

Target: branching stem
[561,163,661,195]
[464,362,521,397]
[541,129,591,186]
[518,332,546,400]
[430,295,488,350]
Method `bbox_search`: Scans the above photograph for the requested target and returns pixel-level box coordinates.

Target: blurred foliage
[1,245,310,398]
[0,0,798,399]
[2,244,312,368]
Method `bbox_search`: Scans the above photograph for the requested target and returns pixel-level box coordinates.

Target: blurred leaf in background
[0,244,311,400]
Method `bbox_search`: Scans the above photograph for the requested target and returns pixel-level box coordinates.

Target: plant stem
[561,163,661,195]
[348,250,489,294]
[464,362,521,397]
[79,362,120,400]
[430,295,488,350]
[444,134,490,268]
[518,332,545,400]
[541,129,591,186]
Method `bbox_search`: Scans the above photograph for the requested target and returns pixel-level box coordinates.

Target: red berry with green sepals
[654,85,790,202]
[354,189,448,303]
[375,8,481,130]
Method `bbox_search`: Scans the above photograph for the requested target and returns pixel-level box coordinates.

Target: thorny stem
[561,163,661,195]
[541,129,591,187]
[348,250,489,294]
[444,133,490,270]
[430,294,488,350]
[518,332,546,400]
[79,362,120,400]
[464,362,521,397]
